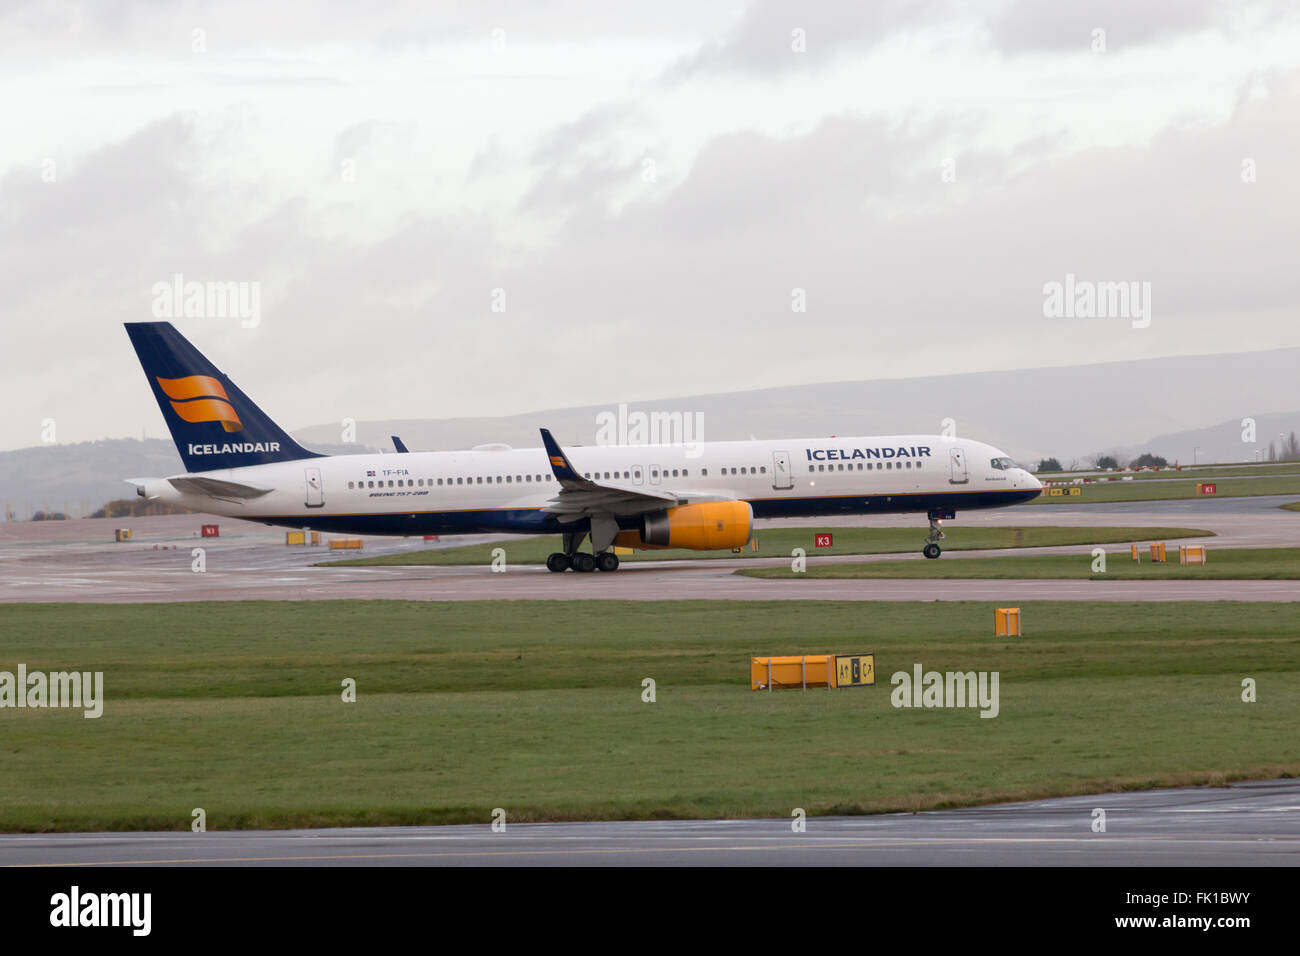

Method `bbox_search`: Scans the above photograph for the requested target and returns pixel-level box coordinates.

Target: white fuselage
[144,434,1042,537]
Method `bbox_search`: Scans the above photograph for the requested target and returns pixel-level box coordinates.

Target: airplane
[124,321,1043,572]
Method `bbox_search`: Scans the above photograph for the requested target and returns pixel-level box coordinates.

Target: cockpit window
[990,457,1019,470]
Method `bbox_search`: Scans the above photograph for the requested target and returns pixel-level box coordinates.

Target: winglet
[391,435,409,453]
[539,428,585,484]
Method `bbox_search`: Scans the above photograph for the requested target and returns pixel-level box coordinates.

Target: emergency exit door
[305,467,324,507]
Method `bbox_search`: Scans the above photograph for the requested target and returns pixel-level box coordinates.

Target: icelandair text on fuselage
[806,445,932,462]
[188,441,280,456]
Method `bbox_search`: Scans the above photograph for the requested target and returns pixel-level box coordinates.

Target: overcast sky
[3,0,1299,451]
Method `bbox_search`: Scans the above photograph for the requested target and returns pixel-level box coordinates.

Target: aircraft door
[649,463,662,486]
[305,467,325,507]
[772,450,793,489]
[948,448,968,484]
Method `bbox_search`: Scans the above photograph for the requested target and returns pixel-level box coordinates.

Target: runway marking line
[8,834,1298,867]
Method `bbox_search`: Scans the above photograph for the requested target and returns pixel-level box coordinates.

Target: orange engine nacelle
[617,501,753,552]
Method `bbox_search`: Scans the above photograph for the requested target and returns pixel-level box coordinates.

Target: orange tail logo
[155,376,242,433]
[549,455,567,467]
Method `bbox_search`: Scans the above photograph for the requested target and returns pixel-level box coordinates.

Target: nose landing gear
[923,508,953,558]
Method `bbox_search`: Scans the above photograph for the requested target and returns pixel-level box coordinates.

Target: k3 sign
[815,533,833,548]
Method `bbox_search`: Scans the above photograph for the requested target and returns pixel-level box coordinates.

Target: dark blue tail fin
[125,322,320,472]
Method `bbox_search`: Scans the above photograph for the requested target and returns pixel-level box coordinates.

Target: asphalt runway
[3,779,1296,866]
[3,503,1296,868]
[1,496,1297,603]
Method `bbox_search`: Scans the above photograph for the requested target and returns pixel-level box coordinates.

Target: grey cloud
[530,101,639,167]
[670,0,952,79]
[0,116,197,317]
[988,0,1222,53]
[517,152,639,216]
[8,66,1300,450]
[0,1,723,57]
[484,71,1300,391]
[329,120,417,172]
[671,0,1292,77]
[517,101,651,215]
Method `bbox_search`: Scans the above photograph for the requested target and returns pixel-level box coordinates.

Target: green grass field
[1028,474,1300,504]
[739,546,1300,580]
[1,600,1296,832]
[1282,501,1300,513]
[321,525,1214,567]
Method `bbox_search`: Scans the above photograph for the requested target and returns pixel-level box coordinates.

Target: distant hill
[1105,412,1300,467]
[296,348,1300,467]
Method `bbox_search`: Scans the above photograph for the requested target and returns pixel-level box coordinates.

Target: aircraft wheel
[595,552,620,572]
[546,552,571,572]
[923,543,942,559]
[571,552,596,573]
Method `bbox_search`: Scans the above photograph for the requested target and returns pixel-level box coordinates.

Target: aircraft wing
[539,427,682,520]
[544,482,683,520]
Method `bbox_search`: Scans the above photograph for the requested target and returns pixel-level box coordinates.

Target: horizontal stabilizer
[167,475,273,499]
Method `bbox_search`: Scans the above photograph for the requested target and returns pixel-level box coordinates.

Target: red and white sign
[201,524,219,537]
[1198,483,1217,495]
[815,533,833,548]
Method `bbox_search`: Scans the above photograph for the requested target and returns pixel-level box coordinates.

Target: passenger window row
[346,461,795,490]
[347,474,556,490]
[579,466,769,480]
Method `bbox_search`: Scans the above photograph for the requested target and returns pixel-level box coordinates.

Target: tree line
[1035,430,1299,472]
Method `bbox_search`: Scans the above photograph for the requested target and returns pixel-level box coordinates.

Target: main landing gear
[923,508,953,559]
[545,551,619,572]
[546,528,621,572]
